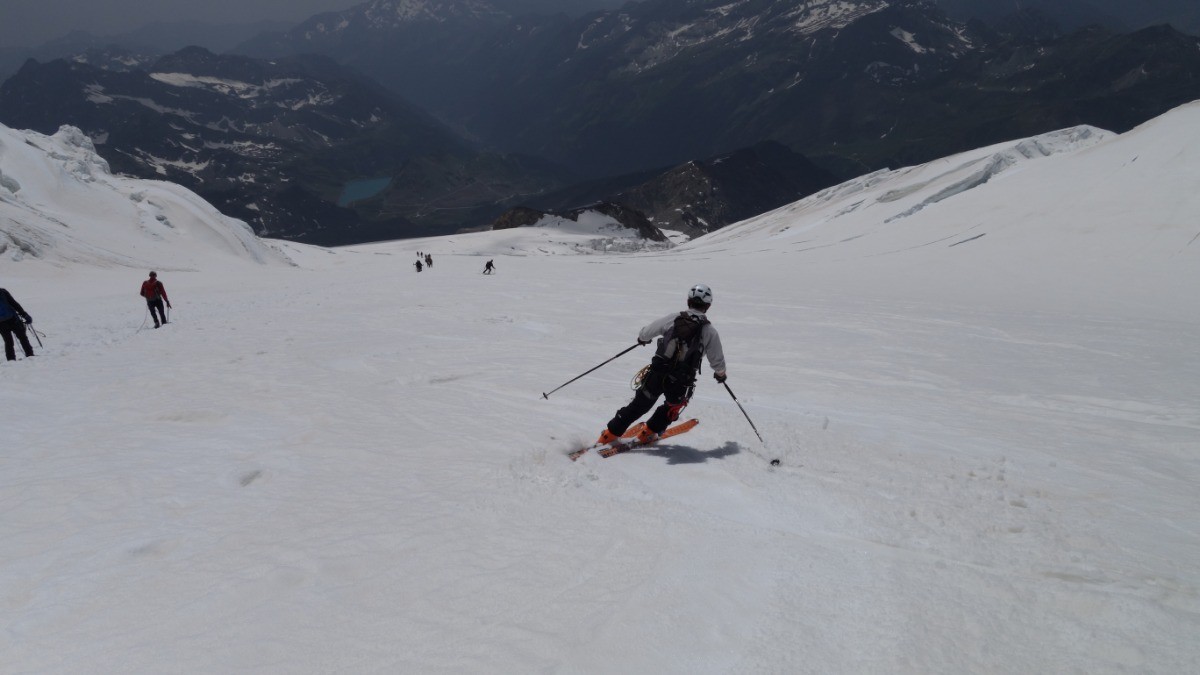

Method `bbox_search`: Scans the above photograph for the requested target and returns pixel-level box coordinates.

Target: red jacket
[140,279,169,304]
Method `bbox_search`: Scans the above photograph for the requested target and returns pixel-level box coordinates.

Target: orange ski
[597,419,699,458]
[568,423,649,461]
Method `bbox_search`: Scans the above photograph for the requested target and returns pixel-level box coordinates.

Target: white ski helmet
[687,283,713,306]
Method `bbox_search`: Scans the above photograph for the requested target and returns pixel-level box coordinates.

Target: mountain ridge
[235,0,1200,179]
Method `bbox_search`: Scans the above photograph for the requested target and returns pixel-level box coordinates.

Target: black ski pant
[147,298,167,326]
[607,367,694,436]
[0,317,34,360]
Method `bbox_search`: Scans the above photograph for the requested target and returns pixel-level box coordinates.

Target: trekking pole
[543,343,642,399]
[723,382,765,443]
[27,323,44,348]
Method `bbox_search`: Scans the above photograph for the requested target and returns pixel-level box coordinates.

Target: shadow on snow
[634,441,741,465]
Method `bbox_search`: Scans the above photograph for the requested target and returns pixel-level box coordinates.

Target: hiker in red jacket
[139,271,171,328]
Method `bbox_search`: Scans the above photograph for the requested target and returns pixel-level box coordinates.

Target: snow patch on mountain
[148,72,339,111]
[787,0,890,36]
[150,72,262,97]
[611,0,906,74]
[306,0,509,38]
[891,27,928,53]
[371,0,504,23]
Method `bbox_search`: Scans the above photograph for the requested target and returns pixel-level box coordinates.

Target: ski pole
[27,323,44,348]
[723,382,764,443]
[543,343,642,399]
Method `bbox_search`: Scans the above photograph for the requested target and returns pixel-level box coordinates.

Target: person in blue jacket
[0,287,35,361]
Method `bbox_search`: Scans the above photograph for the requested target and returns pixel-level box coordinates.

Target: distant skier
[139,271,171,328]
[415,260,423,273]
[483,259,495,274]
[425,254,433,269]
[595,284,726,446]
[0,287,35,361]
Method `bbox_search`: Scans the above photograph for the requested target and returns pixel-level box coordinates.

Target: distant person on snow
[139,271,171,328]
[415,260,423,273]
[483,260,495,274]
[425,254,433,268]
[596,283,726,445]
[0,287,35,361]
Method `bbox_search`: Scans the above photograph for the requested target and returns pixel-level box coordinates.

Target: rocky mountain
[523,141,840,238]
[237,0,978,174]
[491,202,667,243]
[236,0,1200,180]
[0,47,563,244]
[238,0,521,129]
[614,143,839,237]
[939,0,1200,35]
[0,21,293,85]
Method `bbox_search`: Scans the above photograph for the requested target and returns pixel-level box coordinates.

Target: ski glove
[713,371,727,383]
[638,339,651,346]
[22,315,32,324]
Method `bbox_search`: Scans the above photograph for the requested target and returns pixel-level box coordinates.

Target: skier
[139,271,171,328]
[483,259,495,274]
[0,286,35,361]
[415,260,423,273]
[596,284,726,446]
[425,254,433,269]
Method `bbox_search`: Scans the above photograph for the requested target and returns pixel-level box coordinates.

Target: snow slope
[681,116,1197,318]
[0,123,291,271]
[1,104,1198,673]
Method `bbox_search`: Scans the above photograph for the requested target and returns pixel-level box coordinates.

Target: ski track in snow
[2,251,1195,673]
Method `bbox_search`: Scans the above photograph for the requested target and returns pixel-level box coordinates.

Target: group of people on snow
[2,271,173,363]
[7,257,733,457]
[413,252,497,275]
[410,251,728,444]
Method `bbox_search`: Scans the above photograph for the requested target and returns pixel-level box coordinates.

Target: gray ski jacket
[638,308,726,376]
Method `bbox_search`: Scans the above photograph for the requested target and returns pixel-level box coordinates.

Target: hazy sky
[0,0,621,50]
